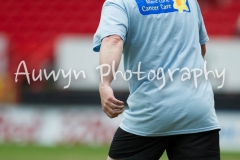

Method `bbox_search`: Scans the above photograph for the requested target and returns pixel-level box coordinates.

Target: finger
[104,105,115,116]
[114,108,124,114]
[105,111,116,119]
[109,97,124,105]
[103,108,114,118]
[108,104,124,114]
[104,105,124,118]
[108,103,124,110]
[106,110,119,118]
[111,109,123,118]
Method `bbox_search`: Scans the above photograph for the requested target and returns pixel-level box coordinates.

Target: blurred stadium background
[0,0,240,159]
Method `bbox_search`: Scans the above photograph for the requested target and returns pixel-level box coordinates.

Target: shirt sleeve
[93,0,128,52]
[196,1,209,45]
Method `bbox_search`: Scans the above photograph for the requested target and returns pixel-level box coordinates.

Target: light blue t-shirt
[93,0,220,136]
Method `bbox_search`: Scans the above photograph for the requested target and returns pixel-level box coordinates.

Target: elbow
[103,35,123,45]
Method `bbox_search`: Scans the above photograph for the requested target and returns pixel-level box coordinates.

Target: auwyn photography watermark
[15,60,225,90]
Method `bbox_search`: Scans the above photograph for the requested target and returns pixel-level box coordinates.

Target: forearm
[98,35,125,118]
[201,44,206,58]
[99,35,124,86]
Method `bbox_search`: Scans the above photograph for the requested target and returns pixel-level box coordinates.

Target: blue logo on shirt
[136,0,191,15]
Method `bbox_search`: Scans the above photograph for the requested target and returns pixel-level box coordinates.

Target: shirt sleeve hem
[93,31,126,52]
[200,37,209,45]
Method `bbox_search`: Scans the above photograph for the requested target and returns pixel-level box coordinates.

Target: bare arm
[99,35,124,118]
[201,44,206,58]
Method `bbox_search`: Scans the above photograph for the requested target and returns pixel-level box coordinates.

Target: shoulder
[104,0,132,9]
[103,0,130,13]
[104,0,124,6]
[190,0,201,11]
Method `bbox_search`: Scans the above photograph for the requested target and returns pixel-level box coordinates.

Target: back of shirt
[93,0,220,136]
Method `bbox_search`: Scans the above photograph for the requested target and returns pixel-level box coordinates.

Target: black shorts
[109,128,220,160]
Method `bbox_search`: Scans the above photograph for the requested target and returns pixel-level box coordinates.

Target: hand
[99,84,124,118]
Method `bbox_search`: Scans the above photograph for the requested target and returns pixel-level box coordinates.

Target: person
[93,0,221,159]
